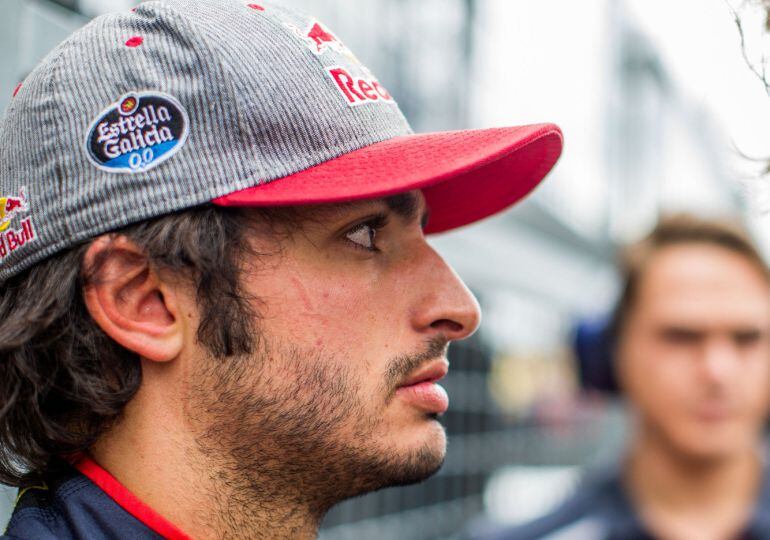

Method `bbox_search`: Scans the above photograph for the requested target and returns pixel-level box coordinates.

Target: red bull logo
[0,187,36,261]
[280,18,394,108]
[0,218,36,260]
[306,22,339,54]
[284,20,356,60]
[0,187,28,233]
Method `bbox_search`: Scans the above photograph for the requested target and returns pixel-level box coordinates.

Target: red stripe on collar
[75,456,191,540]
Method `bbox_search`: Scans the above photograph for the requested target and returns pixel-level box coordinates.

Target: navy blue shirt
[476,466,770,540]
[2,458,188,540]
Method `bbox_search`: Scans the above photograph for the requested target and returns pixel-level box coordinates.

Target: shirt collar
[75,455,191,540]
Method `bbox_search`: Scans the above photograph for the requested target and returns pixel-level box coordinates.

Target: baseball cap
[0,0,563,283]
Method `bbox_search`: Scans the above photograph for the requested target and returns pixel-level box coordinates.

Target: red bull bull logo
[306,22,340,54]
[0,187,28,233]
[284,20,356,60]
[0,187,36,261]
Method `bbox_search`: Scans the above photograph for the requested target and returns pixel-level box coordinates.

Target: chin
[331,430,446,505]
[670,425,753,463]
[677,444,742,463]
[386,437,447,487]
[365,420,447,489]
[402,416,447,459]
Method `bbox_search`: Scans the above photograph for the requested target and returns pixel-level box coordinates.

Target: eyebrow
[384,192,430,229]
[302,191,430,229]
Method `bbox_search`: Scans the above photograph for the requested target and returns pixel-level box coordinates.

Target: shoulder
[3,464,162,540]
[472,469,629,540]
[3,481,76,539]
[746,459,770,536]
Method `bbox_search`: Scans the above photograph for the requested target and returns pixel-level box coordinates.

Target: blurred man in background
[482,215,770,540]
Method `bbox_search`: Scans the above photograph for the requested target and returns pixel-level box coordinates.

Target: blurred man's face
[181,191,481,510]
[618,244,770,461]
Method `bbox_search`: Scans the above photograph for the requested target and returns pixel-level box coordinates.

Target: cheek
[624,362,683,409]
[258,273,398,356]
[737,353,770,412]
[619,343,692,411]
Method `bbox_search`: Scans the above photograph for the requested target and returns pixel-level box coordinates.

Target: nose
[410,244,481,342]
[700,338,739,384]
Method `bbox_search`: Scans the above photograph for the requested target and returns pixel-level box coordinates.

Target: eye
[345,222,378,251]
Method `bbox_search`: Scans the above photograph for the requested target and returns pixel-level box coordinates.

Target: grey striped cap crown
[0,0,412,283]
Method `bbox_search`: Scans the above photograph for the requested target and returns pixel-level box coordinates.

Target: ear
[82,235,185,362]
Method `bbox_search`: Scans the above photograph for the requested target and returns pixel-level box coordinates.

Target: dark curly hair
[0,205,269,487]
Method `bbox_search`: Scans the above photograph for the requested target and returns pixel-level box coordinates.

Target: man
[483,215,770,540]
[0,0,562,538]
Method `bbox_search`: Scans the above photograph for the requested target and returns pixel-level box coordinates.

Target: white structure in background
[456,0,739,304]
[483,466,581,526]
[78,0,133,16]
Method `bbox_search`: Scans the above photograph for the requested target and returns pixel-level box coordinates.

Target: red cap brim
[213,123,563,234]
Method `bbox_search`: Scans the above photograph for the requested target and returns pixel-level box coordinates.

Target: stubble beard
[186,337,448,531]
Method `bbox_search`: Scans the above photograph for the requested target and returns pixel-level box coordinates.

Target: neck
[90,371,323,540]
[625,423,761,539]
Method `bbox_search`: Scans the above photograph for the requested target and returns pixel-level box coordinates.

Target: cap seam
[45,42,74,242]
[149,2,254,187]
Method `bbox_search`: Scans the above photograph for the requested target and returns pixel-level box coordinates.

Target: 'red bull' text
[327,67,394,106]
[0,217,36,260]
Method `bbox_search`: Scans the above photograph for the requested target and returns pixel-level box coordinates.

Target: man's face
[618,244,770,461]
[182,191,480,510]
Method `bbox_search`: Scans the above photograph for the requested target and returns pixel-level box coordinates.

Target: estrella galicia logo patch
[85,92,189,174]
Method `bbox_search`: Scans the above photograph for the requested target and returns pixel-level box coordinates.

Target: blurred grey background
[2,0,769,538]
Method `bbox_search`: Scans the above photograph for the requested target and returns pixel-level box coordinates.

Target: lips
[694,403,735,423]
[399,360,449,388]
[395,359,450,414]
